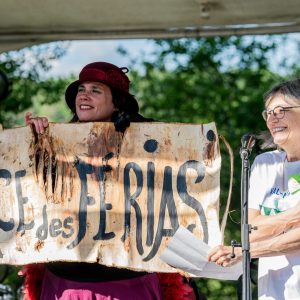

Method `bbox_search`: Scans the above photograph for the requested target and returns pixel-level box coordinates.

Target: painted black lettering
[121,163,143,255]
[146,162,155,246]
[15,170,34,234]
[0,219,14,232]
[49,218,62,237]
[93,166,115,240]
[143,139,158,246]
[67,159,95,249]
[62,217,74,239]
[0,169,11,186]
[206,130,216,142]
[0,169,14,231]
[144,139,158,153]
[177,160,208,243]
[36,205,48,240]
[143,166,179,261]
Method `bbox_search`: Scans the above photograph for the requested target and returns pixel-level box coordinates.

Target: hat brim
[65,80,139,114]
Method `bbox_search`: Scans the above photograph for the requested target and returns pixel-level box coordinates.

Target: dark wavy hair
[258,78,300,149]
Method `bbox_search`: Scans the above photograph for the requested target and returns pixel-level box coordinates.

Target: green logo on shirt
[260,173,300,216]
[288,174,300,195]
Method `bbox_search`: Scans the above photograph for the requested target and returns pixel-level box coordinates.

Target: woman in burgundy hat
[26,62,150,133]
[24,62,199,300]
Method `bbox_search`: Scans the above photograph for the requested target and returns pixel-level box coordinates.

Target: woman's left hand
[25,112,49,134]
[208,245,242,267]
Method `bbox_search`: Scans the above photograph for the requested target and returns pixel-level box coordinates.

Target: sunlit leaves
[0,43,69,126]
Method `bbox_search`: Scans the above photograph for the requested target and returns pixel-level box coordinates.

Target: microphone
[240,134,256,157]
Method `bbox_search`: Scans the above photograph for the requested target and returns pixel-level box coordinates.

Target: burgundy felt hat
[65,62,139,113]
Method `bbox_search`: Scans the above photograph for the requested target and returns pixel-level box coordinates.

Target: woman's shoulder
[253,150,285,165]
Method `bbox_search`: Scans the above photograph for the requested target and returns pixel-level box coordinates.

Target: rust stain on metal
[97,245,104,264]
[206,202,219,215]
[15,245,23,252]
[87,125,122,158]
[124,237,131,253]
[204,141,215,162]
[34,240,44,252]
[164,137,171,147]
[180,218,189,228]
[87,124,124,182]
[203,130,217,166]
[31,132,78,204]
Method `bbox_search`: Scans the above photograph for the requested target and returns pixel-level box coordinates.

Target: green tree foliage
[0,43,71,127]
[120,35,300,299]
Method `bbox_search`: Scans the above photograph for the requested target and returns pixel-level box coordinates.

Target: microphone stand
[239,135,256,300]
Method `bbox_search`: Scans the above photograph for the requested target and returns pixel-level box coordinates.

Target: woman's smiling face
[266,93,300,154]
[75,81,115,122]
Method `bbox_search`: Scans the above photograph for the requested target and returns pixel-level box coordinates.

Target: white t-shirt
[249,150,300,300]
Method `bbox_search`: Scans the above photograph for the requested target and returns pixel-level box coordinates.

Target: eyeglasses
[262,105,300,121]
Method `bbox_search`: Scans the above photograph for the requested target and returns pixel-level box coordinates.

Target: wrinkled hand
[208,245,242,267]
[25,112,49,134]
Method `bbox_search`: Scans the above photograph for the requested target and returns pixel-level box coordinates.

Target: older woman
[208,78,300,300]
[24,62,198,300]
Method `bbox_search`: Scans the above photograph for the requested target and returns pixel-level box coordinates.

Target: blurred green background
[1,34,300,299]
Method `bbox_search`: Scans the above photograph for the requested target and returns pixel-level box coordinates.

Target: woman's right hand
[25,112,49,134]
[208,245,242,267]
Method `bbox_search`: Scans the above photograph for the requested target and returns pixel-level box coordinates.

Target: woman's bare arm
[249,205,300,242]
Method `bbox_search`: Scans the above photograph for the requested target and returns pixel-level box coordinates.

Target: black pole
[240,134,256,300]
[0,69,10,101]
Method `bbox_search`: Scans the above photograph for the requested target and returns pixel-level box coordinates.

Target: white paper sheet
[160,226,243,280]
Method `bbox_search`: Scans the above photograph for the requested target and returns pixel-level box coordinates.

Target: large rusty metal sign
[0,122,221,272]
